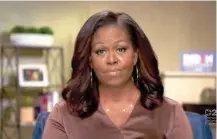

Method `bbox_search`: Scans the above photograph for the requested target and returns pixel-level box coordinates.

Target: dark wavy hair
[62,11,164,118]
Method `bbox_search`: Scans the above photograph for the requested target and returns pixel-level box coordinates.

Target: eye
[95,49,106,55]
[117,47,127,53]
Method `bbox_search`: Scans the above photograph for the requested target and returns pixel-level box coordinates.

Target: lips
[105,68,121,72]
[105,70,121,76]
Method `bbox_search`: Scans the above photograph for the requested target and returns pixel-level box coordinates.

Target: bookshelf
[0,44,65,139]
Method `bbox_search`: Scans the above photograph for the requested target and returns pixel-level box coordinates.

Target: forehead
[92,24,131,45]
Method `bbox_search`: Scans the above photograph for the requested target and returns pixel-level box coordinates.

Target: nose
[106,51,118,65]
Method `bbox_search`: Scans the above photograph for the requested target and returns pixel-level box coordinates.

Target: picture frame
[18,64,49,87]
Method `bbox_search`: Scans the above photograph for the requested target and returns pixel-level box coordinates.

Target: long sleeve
[167,103,193,139]
[42,103,68,139]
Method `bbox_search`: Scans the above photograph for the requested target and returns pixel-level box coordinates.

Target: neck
[99,80,140,103]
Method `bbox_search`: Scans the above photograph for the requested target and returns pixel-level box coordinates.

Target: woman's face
[90,24,138,87]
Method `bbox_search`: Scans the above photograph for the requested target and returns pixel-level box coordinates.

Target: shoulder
[159,99,193,138]
[162,97,189,119]
[163,97,180,106]
[159,97,182,112]
[153,97,191,136]
[48,100,71,121]
[53,100,68,113]
[153,97,186,123]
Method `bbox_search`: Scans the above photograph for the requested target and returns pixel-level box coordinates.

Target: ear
[133,49,138,66]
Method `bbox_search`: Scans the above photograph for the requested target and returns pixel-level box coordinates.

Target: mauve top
[42,97,193,139]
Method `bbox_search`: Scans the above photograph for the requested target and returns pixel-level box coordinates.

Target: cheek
[122,59,134,68]
[121,52,137,68]
[90,56,105,71]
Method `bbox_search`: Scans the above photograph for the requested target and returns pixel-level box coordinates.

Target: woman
[42,11,193,139]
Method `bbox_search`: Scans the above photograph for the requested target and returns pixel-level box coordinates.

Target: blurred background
[0,1,216,139]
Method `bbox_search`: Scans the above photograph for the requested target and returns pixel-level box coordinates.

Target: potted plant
[10,25,54,47]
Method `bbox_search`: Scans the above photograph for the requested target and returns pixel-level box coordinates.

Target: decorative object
[20,107,34,123]
[18,64,49,87]
[10,25,54,47]
[200,88,216,104]
[180,52,216,73]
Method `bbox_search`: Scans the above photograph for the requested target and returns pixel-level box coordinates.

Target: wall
[86,1,216,72]
[0,1,215,76]
[0,2,216,139]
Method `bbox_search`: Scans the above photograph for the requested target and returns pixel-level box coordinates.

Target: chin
[102,78,131,87]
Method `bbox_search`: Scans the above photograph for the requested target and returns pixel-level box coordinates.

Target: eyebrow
[92,39,129,47]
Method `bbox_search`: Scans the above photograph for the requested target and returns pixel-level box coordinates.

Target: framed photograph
[18,64,49,87]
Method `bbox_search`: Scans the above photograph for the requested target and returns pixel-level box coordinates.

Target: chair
[33,111,213,139]
[32,112,50,139]
[186,112,213,139]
